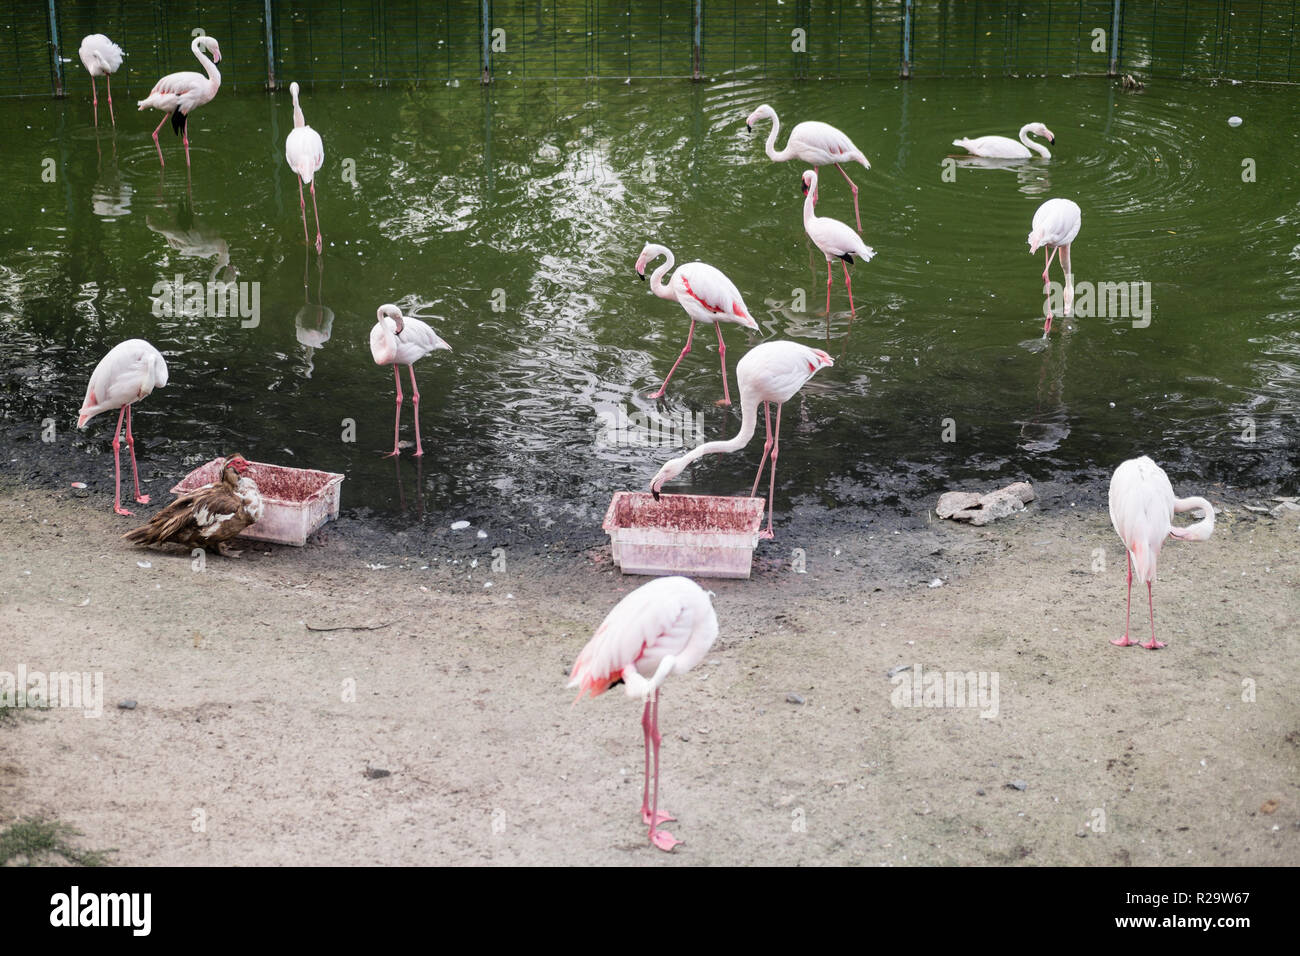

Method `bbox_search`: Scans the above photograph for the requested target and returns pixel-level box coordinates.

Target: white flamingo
[77,339,169,516]
[568,575,719,852]
[78,34,124,127]
[635,243,759,406]
[953,123,1055,159]
[285,82,325,254]
[801,169,875,319]
[369,304,451,458]
[1027,197,1082,334]
[746,103,871,232]
[137,34,222,168]
[1108,456,1215,650]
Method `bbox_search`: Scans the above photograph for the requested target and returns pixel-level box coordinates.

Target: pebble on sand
[936,481,1035,526]
[1007,780,1028,791]
[118,700,137,710]
[451,520,471,531]
[786,693,806,705]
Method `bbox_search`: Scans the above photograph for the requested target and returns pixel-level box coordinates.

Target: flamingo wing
[286,126,325,181]
[807,217,875,263]
[1029,198,1082,249]
[792,120,868,166]
[393,317,452,363]
[674,263,753,323]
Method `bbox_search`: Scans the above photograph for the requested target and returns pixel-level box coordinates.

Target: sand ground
[1,480,1296,865]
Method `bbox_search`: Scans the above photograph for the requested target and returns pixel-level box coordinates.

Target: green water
[0,76,1296,531]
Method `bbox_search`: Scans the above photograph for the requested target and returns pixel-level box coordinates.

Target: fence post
[900,0,913,79]
[1108,0,1122,75]
[47,0,64,97]
[264,0,277,90]
[481,0,492,84]
[692,0,703,80]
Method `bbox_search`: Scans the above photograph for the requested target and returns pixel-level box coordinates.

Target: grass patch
[0,817,115,866]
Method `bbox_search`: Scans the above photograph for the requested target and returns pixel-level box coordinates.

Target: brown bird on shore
[123,455,263,555]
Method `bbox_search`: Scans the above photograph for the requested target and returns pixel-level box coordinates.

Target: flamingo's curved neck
[1171,496,1215,541]
[764,112,787,162]
[192,41,221,90]
[291,95,305,129]
[670,391,760,470]
[649,250,676,302]
[1019,124,1050,158]
[802,174,820,228]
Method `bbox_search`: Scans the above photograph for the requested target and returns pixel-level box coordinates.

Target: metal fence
[8,0,1299,99]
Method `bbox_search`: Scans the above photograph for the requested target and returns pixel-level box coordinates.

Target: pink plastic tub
[170,458,344,547]
[602,491,765,579]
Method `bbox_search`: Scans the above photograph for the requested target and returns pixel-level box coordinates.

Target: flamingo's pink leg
[408,364,424,458]
[106,73,115,126]
[1142,582,1165,650]
[296,177,310,247]
[309,180,323,254]
[647,690,680,851]
[125,403,149,505]
[759,403,783,539]
[1111,553,1136,647]
[383,365,403,458]
[825,260,833,315]
[151,113,168,167]
[90,76,98,127]
[842,260,857,318]
[640,696,673,827]
[182,126,191,168]
[649,319,694,400]
[1060,244,1074,317]
[835,162,862,233]
[714,322,731,407]
[751,402,774,498]
[110,406,131,516]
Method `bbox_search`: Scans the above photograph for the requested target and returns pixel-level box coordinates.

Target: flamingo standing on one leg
[137,34,222,168]
[1108,456,1215,650]
[650,340,834,539]
[77,339,169,516]
[1027,197,1081,334]
[369,304,451,458]
[635,243,759,406]
[78,34,124,127]
[801,170,875,320]
[746,104,871,232]
[568,575,719,852]
[953,122,1055,159]
[284,81,325,254]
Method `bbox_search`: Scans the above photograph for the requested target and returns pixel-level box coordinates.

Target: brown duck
[123,454,263,555]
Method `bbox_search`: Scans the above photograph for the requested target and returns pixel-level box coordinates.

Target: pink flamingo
[801,170,875,319]
[137,34,222,168]
[747,103,871,232]
[77,339,169,516]
[284,82,325,254]
[1108,456,1215,649]
[1027,197,1081,334]
[568,575,719,852]
[369,304,451,458]
[651,340,833,539]
[78,34,124,127]
[635,242,759,406]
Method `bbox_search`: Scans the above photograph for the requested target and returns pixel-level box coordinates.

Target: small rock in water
[477,530,488,539]
[1228,115,1243,127]
[451,520,471,531]
[118,700,137,710]
[786,693,806,705]
[886,665,912,678]
[1007,780,1028,792]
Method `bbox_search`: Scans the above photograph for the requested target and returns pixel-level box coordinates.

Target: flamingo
[746,104,871,232]
[1027,198,1081,334]
[635,243,759,407]
[953,123,1055,160]
[801,170,875,319]
[568,575,719,852]
[285,82,325,254]
[369,304,451,458]
[78,34,124,127]
[137,34,222,168]
[1108,456,1215,650]
[650,340,834,539]
[77,339,169,517]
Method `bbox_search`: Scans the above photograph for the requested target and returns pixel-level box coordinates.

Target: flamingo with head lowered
[1028,197,1081,334]
[651,340,833,539]
[78,34,124,127]
[137,34,222,168]
[746,104,871,233]
[801,170,875,320]
[953,123,1055,160]
[635,243,759,407]
[370,304,452,458]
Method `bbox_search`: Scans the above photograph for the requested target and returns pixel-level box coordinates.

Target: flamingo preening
[650,340,834,539]
[1027,197,1082,334]
[369,304,451,458]
[953,123,1055,159]
[635,243,759,406]
[77,339,169,516]
[285,81,325,254]
[801,170,875,319]
[1108,456,1215,650]
[568,575,719,852]
[78,34,124,127]
[137,34,222,168]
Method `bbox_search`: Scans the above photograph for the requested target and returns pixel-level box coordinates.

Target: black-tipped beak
[651,487,660,502]
[746,123,752,133]
[801,182,809,196]
[637,271,645,281]
[1048,135,1056,144]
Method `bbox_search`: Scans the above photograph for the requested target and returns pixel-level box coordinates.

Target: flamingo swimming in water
[746,104,871,232]
[1028,197,1081,334]
[801,170,875,319]
[369,304,451,458]
[635,243,759,407]
[651,340,834,539]
[568,575,719,852]
[1108,456,1215,650]
[284,81,325,254]
[137,34,222,168]
[953,123,1055,160]
[78,34,124,127]
[77,339,169,516]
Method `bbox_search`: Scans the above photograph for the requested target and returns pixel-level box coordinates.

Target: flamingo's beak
[801,180,809,196]
[1048,134,1056,144]
[636,271,645,281]
[651,488,660,502]
[745,123,752,132]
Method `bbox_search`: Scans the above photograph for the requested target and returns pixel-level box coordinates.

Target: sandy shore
[1,480,1296,866]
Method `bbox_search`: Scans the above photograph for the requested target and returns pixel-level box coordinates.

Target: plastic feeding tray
[170,458,344,547]
[602,491,766,579]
